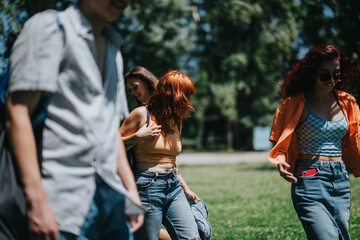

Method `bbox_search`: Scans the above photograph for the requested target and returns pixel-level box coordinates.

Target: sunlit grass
[179,162,360,240]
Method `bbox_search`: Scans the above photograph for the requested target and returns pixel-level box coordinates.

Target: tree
[299,0,360,58]
[117,0,196,77]
[193,0,300,150]
[0,0,73,70]
[116,0,197,110]
[298,0,360,100]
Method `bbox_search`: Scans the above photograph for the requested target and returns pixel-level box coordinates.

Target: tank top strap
[304,101,312,113]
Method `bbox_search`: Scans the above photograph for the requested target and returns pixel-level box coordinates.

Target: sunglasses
[316,72,345,83]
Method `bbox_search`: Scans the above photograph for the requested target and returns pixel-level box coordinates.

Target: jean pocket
[136,177,154,189]
[342,168,350,180]
[295,167,320,180]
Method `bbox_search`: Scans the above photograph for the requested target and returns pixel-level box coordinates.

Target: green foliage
[116,0,196,77]
[0,0,72,70]
[1,0,360,149]
[210,82,237,122]
[194,0,298,149]
[298,0,360,58]
[0,0,26,69]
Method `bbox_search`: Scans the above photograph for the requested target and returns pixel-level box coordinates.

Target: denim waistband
[296,159,346,169]
[135,170,177,180]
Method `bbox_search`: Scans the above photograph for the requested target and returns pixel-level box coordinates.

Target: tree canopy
[1,0,359,150]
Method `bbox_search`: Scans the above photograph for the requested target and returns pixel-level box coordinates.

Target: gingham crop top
[295,102,348,156]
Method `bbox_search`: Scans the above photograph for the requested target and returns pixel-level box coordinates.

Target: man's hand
[28,196,59,240]
[129,214,144,233]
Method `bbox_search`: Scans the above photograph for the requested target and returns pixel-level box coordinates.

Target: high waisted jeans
[291,160,351,240]
[134,170,199,240]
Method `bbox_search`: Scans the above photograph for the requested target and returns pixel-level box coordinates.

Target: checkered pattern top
[295,102,348,156]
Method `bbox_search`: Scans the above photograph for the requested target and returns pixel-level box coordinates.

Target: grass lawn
[178,162,360,240]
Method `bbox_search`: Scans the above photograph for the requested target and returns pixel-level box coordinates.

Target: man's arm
[6,91,59,240]
[116,131,144,232]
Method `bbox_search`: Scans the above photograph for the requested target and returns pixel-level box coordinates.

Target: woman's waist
[136,161,177,173]
[135,152,176,163]
[298,154,342,162]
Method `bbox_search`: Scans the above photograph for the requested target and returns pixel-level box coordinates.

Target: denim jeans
[60,175,133,240]
[291,160,351,240]
[134,170,199,240]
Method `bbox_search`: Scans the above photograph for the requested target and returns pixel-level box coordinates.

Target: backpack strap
[146,107,150,127]
[0,69,10,104]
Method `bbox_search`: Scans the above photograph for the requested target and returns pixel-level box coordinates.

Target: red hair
[279,44,360,99]
[147,71,195,132]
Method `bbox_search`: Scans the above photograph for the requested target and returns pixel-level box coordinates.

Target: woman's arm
[176,166,199,204]
[6,91,59,239]
[120,107,161,150]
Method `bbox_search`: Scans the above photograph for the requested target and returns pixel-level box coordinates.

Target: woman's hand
[184,189,199,204]
[136,124,162,141]
[177,172,199,203]
[277,162,297,183]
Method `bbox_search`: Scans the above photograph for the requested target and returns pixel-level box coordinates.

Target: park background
[1,0,360,239]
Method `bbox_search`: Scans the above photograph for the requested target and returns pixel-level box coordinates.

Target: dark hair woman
[125,66,159,106]
[120,71,200,240]
[122,67,162,150]
[269,44,360,240]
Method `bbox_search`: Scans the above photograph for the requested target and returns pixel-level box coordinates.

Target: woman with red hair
[269,44,360,240]
[120,71,200,240]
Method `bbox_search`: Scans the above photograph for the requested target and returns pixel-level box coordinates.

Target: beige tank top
[135,120,182,163]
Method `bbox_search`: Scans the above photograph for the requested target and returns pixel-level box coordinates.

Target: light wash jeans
[60,175,133,240]
[291,160,351,240]
[134,170,199,240]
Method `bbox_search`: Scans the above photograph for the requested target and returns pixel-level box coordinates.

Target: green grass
[178,162,360,240]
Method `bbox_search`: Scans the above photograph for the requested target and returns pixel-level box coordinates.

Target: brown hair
[125,66,159,106]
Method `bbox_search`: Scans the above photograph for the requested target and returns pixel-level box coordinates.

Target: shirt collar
[66,5,122,48]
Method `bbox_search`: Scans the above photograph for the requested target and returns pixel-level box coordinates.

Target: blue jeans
[291,160,351,240]
[60,176,133,240]
[134,170,199,240]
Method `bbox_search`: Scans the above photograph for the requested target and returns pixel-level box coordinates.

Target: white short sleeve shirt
[8,5,136,235]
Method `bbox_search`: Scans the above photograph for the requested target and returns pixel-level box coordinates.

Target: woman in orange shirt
[120,71,199,240]
[269,44,360,240]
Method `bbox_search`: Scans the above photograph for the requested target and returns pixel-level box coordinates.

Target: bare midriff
[298,154,342,162]
[136,161,177,172]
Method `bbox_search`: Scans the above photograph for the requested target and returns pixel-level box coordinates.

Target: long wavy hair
[279,44,360,99]
[147,71,195,133]
[125,66,159,106]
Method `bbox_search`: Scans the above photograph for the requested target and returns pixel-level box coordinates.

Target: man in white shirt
[6,0,144,239]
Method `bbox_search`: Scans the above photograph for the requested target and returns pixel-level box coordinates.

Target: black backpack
[0,68,29,239]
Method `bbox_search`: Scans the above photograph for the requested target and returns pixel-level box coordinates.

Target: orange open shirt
[268,90,360,177]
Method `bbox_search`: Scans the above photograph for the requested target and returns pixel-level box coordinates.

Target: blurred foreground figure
[269,44,360,240]
[6,0,144,239]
